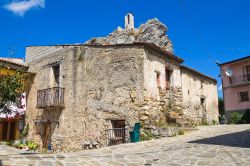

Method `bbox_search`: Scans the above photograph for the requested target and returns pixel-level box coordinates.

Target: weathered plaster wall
[181,69,219,124]
[143,48,166,99]
[204,81,219,122]
[142,48,183,126]
[168,64,183,113]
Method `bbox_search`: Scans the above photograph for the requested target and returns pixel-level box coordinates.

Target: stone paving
[1,124,250,166]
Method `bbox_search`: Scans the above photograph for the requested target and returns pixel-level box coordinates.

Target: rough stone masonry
[25,13,218,152]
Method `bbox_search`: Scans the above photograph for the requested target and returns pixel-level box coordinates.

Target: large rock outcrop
[85,18,173,53]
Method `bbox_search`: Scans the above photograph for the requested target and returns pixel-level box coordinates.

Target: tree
[0,69,24,114]
[218,97,224,116]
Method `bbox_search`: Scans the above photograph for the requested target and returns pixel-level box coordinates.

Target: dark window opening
[156,72,160,88]
[165,69,171,89]
[52,65,60,86]
[111,120,125,129]
[200,98,205,106]
[239,91,249,102]
[127,15,130,24]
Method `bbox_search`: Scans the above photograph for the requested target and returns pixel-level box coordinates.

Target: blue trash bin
[129,123,141,142]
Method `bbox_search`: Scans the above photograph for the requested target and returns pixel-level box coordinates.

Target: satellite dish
[225,69,233,77]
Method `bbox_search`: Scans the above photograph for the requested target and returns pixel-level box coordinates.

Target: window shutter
[243,66,247,81]
[238,92,240,102]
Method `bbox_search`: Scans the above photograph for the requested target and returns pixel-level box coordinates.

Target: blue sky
[1,0,250,96]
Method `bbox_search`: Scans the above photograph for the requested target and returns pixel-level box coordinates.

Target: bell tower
[125,13,134,29]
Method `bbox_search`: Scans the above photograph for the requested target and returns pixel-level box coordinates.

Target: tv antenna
[225,68,233,77]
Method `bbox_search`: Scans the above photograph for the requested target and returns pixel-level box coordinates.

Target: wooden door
[1,121,8,140]
[9,121,16,140]
[42,123,51,148]
[0,120,17,141]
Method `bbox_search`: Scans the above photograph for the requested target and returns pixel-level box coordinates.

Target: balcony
[37,87,65,109]
[228,74,250,87]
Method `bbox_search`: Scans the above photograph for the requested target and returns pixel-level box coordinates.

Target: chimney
[125,13,134,29]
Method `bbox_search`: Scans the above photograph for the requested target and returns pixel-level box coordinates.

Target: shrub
[14,141,25,149]
[241,109,250,124]
[230,112,243,124]
[211,120,218,125]
[178,130,185,135]
[22,124,29,137]
[201,121,209,126]
[140,130,157,141]
[26,141,39,151]
[218,97,224,116]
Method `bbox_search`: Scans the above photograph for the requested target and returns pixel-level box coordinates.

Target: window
[127,14,130,24]
[111,120,125,129]
[242,65,250,81]
[200,97,205,106]
[156,72,160,88]
[239,91,249,102]
[52,65,60,87]
[201,81,204,89]
[165,69,171,89]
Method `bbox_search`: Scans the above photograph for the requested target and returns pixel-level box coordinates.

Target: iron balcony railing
[37,87,65,109]
[229,74,250,86]
[105,128,128,146]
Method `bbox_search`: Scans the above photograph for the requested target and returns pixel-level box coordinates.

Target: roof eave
[219,56,250,66]
[180,65,217,83]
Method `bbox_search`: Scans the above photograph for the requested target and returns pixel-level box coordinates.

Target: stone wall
[181,68,219,125]
[141,47,183,126]
[26,45,170,152]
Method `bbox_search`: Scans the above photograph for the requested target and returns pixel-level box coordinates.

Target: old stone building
[25,14,218,152]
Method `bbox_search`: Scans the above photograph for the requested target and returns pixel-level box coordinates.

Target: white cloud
[4,0,45,16]
[218,84,222,91]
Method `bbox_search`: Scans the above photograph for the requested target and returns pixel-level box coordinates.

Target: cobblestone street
[1,124,250,166]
